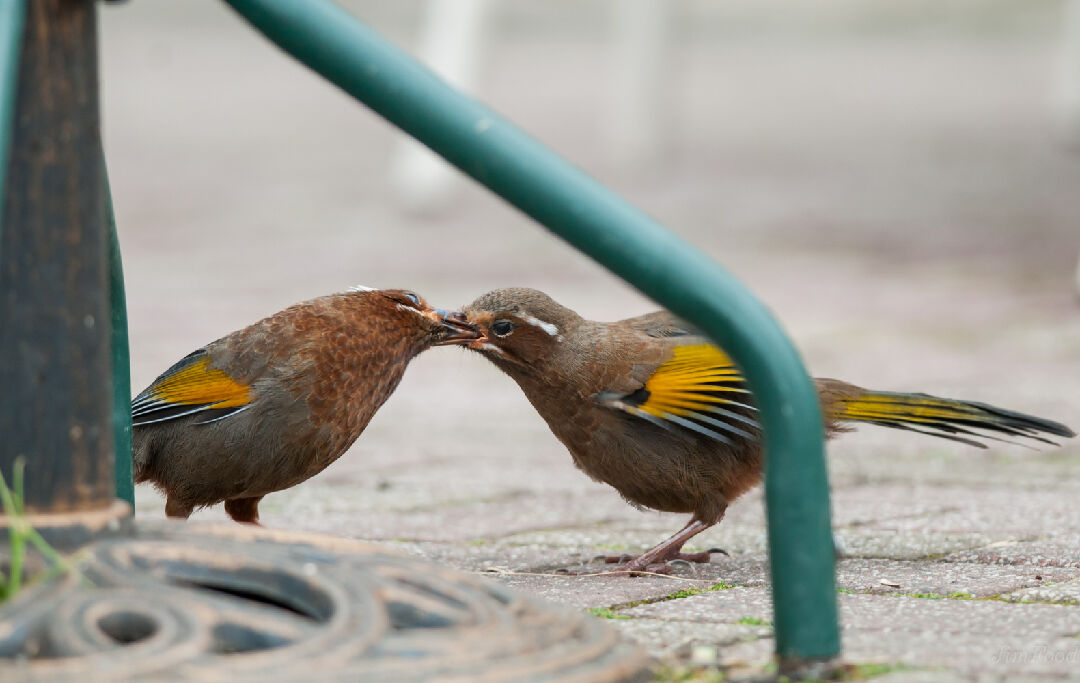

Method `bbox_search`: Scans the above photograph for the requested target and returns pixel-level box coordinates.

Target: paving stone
[384,539,595,573]
[500,522,772,559]
[839,631,1080,679]
[834,559,1079,598]
[280,488,638,542]
[701,636,776,673]
[608,619,761,660]
[386,539,764,582]
[827,436,1080,492]
[868,671,970,683]
[628,590,1080,676]
[835,595,1080,677]
[480,574,704,611]
[1001,578,1080,605]
[623,587,775,624]
[944,534,1080,569]
[834,528,992,561]
[836,593,1080,638]
[382,540,772,607]
[830,484,1080,534]
[725,631,1080,683]
[847,486,1080,538]
[828,485,959,528]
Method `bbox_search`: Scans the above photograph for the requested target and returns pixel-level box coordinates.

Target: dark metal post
[0,0,114,513]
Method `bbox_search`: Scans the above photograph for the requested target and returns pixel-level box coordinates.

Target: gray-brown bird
[462,288,1075,574]
[132,287,479,524]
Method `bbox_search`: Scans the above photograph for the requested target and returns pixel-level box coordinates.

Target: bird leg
[602,538,724,565]
[224,496,264,525]
[165,497,193,520]
[619,518,718,574]
[592,503,728,575]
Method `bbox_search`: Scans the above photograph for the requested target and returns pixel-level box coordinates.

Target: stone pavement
[102,2,1080,679]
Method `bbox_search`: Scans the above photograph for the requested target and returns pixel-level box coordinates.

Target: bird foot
[627,562,678,576]
[556,563,675,577]
[596,548,727,566]
[574,547,728,577]
[670,548,729,563]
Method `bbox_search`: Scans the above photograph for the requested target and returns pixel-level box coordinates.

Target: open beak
[428,309,482,346]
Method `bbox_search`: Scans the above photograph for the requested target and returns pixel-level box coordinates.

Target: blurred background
[100,1,1080,529]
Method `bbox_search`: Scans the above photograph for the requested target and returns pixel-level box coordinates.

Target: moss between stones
[836,585,1078,606]
[585,607,631,620]
[597,580,740,618]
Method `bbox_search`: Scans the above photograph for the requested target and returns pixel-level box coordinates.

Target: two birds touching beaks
[132,286,1076,575]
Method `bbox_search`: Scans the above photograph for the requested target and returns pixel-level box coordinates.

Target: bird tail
[827,386,1076,448]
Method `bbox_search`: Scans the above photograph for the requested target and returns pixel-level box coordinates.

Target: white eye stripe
[520,314,559,337]
[396,303,428,317]
[520,314,563,341]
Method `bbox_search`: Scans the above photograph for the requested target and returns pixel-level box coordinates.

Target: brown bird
[462,288,1076,574]
[132,287,479,524]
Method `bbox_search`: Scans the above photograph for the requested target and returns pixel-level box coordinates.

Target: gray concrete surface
[102,2,1080,679]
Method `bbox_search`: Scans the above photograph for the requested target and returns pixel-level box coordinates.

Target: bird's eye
[403,292,421,307]
[490,320,516,337]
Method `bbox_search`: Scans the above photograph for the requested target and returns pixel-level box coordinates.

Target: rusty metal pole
[0,0,116,516]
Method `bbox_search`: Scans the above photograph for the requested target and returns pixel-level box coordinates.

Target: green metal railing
[0,0,840,666]
[106,166,133,506]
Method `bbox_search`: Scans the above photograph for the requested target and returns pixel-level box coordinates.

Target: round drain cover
[0,522,649,681]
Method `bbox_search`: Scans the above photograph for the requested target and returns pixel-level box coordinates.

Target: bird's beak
[428,309,482,345]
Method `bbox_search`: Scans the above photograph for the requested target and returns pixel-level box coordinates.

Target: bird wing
[622,310,698,338]
[597,342,759,445]
[131,349,254,426]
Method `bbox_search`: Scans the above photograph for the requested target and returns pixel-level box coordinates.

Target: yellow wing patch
[637,344,748,420]
[147,355,252,409]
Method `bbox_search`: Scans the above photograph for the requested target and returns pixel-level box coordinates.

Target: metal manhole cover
[0,522,650,682]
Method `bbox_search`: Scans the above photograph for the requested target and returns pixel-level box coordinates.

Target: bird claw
[669,549,726,564]
[624,562,674,576]
[592,547,729,576]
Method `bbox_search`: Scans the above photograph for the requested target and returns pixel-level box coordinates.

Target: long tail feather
[836,390,1076,447]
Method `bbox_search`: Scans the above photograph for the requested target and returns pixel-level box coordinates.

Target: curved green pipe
[105,164,133,509]
[222,0,838,661]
